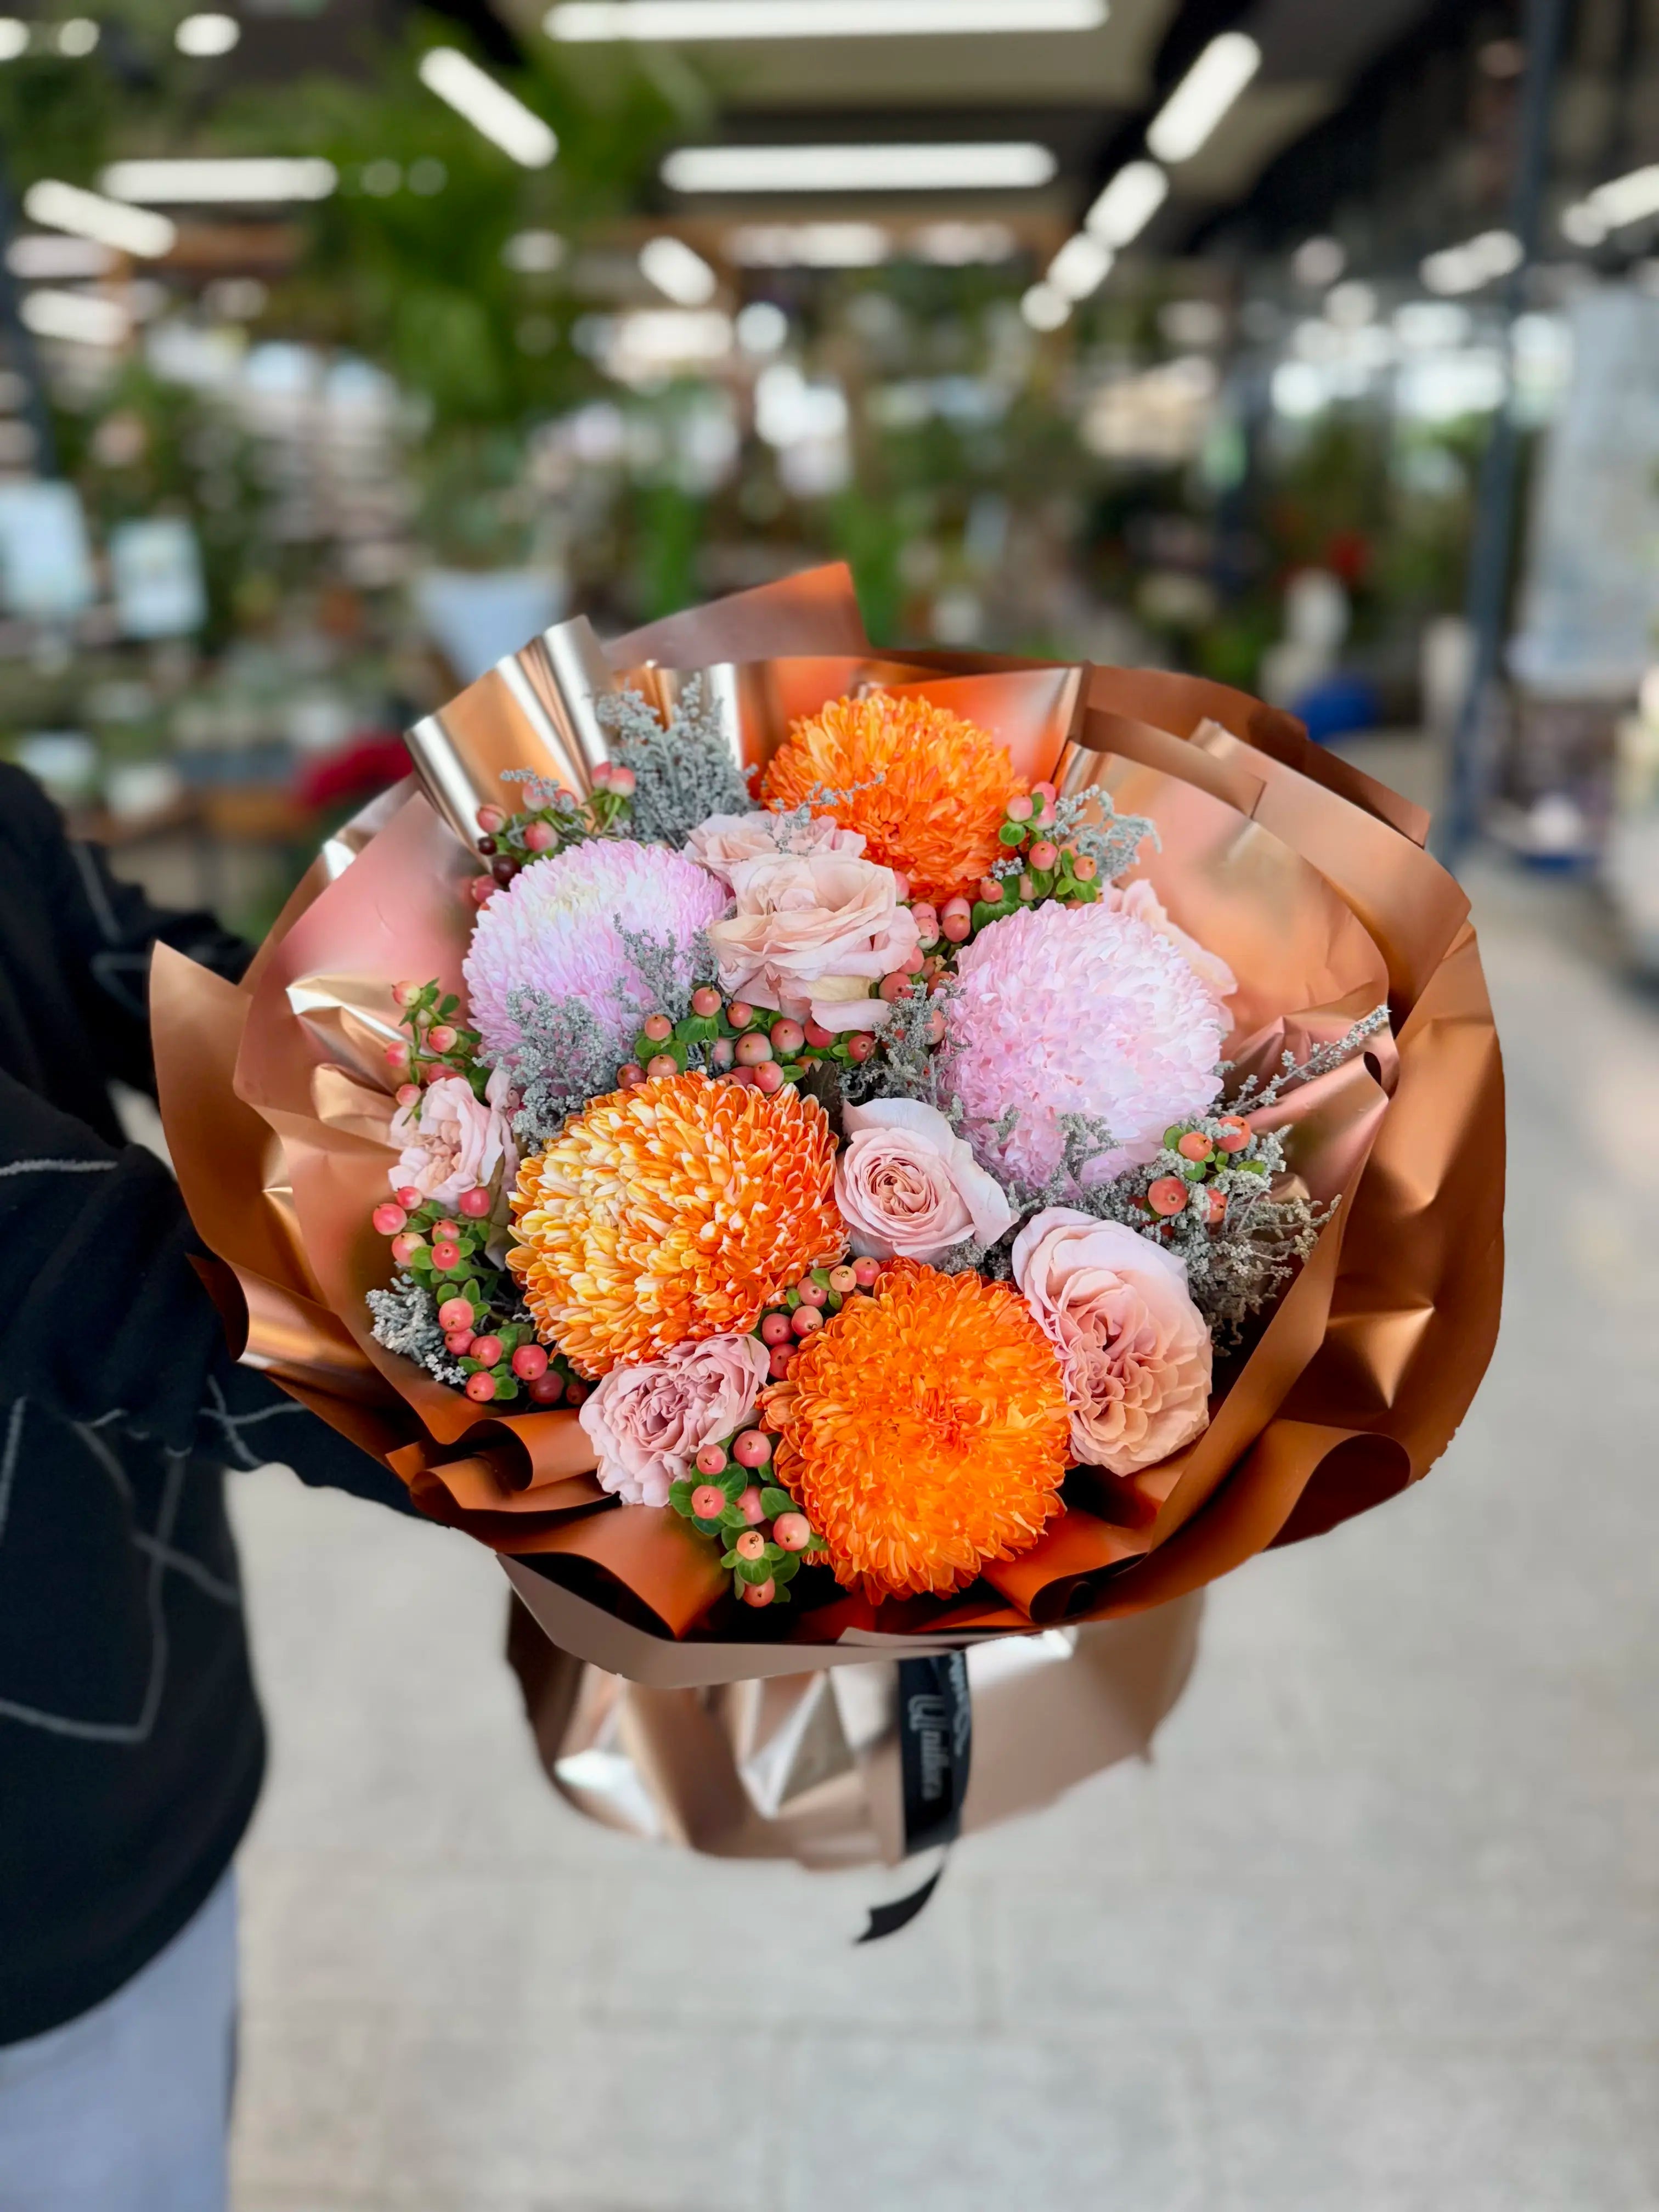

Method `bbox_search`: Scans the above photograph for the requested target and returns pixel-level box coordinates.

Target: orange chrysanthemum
[763,1260,1070,1601]
[761,692,1026,907]
[509,1073,843,1378]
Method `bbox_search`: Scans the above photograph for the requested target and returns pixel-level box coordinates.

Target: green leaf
[693,1516,724,1536]
[736,1557,770,1585]
[679,1014,720,1045]
[668,1480,695,1513]
[805,1533,828,1552]
[719,1504,749,1529]
[997,821,1026,847]
[720,1470,747,1502]
[439,994,459,1019]
[773,1552,802,1584]
[760,1487,794,1519]
[720,1548,741,1570]
[770,1587,792,1605]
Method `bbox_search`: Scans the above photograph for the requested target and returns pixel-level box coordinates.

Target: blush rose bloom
[578,1334,772,1508]
[1104,878,1237,1006]
[1012,1207,1212,1475]
[685,809,865,887]
[387,1066,518,1214]
[707,850,920,1032]
[836,1097,1015,1263]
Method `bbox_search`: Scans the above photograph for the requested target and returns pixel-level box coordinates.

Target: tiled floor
[228,856,1659,2212]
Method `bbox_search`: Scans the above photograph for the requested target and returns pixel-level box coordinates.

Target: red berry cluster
[383,980,484,1097]
[468,766,636,909]
[752,1258,878,1383]
[1141,1115,1259,1231]
[667,1418,827,1610]
[619,989,886,1093]
[968,780,1101,936]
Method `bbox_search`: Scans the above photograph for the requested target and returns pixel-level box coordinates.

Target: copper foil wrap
[153,563,1504,1720]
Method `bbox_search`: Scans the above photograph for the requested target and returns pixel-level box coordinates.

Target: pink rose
[836,1098,1014,1263]
[1105,878,1237,1005]
[578,1334,772,1507]
[685,809,865,886]
[1012,1207,1212,1475]
[707,851,919,1032]
[387,1067,518,1213]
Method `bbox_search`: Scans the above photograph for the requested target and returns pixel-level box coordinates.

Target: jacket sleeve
[0,1024,421,1519]
[20,772,252,1098]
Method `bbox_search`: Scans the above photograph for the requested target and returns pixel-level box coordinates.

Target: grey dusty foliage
[1227,1005,1392,1112]
[839,976,953,1111]
[367,1275,466,1387]
[489,986,619,1150]
[595,677,751,849]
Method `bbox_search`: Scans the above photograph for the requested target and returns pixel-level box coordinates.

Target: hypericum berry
[438,1297,475,1333]
[768,1344,794,1380]
[738,1486,767,1525]
[852,1257,881,1286]
[470,1335,504,1369]
[691,986,722,1017]
[371,1202,407,1237]
[431,1239,462,1270]
[1006,795,1034,823]
[1177,1131,1213,1162]
[710,1037,736,1071]
[395,1183,422,1207]
[791,1305,823,1337]
[940,897,972,943]
[1148,1177,1188,1217]
[459,1186,493,1218]
[476,836,496,856]
[727,1001,754,1029]
[564,1380,590,1406]
[465,1371,496,1403]
[522,821,556,854]
[733,1427,772,1468]
[803,1020,833,1049]
[847,1032,877,1063]
[1216,1115,1251,1153]
[774,1512,811,1552]
[490,855,518,885]
[393,980,424,1009]
[1018,873,1037,902]
[735,1528,766,1561]
[390,1232,426,1265]
[469,877,496,908]
[528,1371,565,1404]
[476,804,506,834]
[691,1483,726,1520]
[646,1053,679,1079]
[606,765,636,797]
[591,760,613,787]
[753,1062,786,1093]
[828,1264,858,1295]
[770,1018,805,1056]
[760,1311,793,1346]
[618,1062,646,1088]
[512,1344,549,1380]
[1029,840,1058,872]
[879,972,911,1003]
[434,1219,461,1241]
[735,1031,774,1067]
[695,1442,728,1477]
[1073,855,1098,883]
[642,1013,674,1043]
[795,1278,827,1308]
[1203,1185,1228,1224]
[444,1330,474,1356]
[384,1041,410,1071]
[979,877,1005,904]
[741,1577,776,1608]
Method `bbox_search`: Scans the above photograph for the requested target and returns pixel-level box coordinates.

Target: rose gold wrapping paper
[153,564,1503,1707]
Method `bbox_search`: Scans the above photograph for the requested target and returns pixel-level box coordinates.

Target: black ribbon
[857,1651,972,1943]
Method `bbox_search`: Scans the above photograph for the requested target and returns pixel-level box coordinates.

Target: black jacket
[0,764,416,2045]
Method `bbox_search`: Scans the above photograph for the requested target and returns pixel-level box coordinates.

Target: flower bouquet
[154,565,1501,1866]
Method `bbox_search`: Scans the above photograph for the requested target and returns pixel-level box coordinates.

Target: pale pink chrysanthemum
[463,839,729,1065]
[947,900,1227,1192]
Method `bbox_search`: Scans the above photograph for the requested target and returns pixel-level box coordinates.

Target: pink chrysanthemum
[463,839,728,1065]
[947,900,1227,1192]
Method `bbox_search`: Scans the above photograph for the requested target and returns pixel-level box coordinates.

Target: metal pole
[1437,0,1573,865]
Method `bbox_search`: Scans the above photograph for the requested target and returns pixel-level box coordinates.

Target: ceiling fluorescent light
[663,143,1057,195]
[1577,163,1659,233]
[0,18,29,58]
[8,234,116,278]
[21,288,129,346]
[1084,159,1168,247]
[727,221,889,266]
[1047,230,1113,300]
[175,12,240,54]
[417,48,557,169]
[1420,229,1523,296]
[549,0,1105,38]
[101,157,338,203]
[639,233,719,305]
[1020,282,1070,332]
[1146,31,1261,165]
[23,179,177,259]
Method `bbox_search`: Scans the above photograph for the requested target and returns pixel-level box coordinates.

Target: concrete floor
[228,856,1659,2212]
